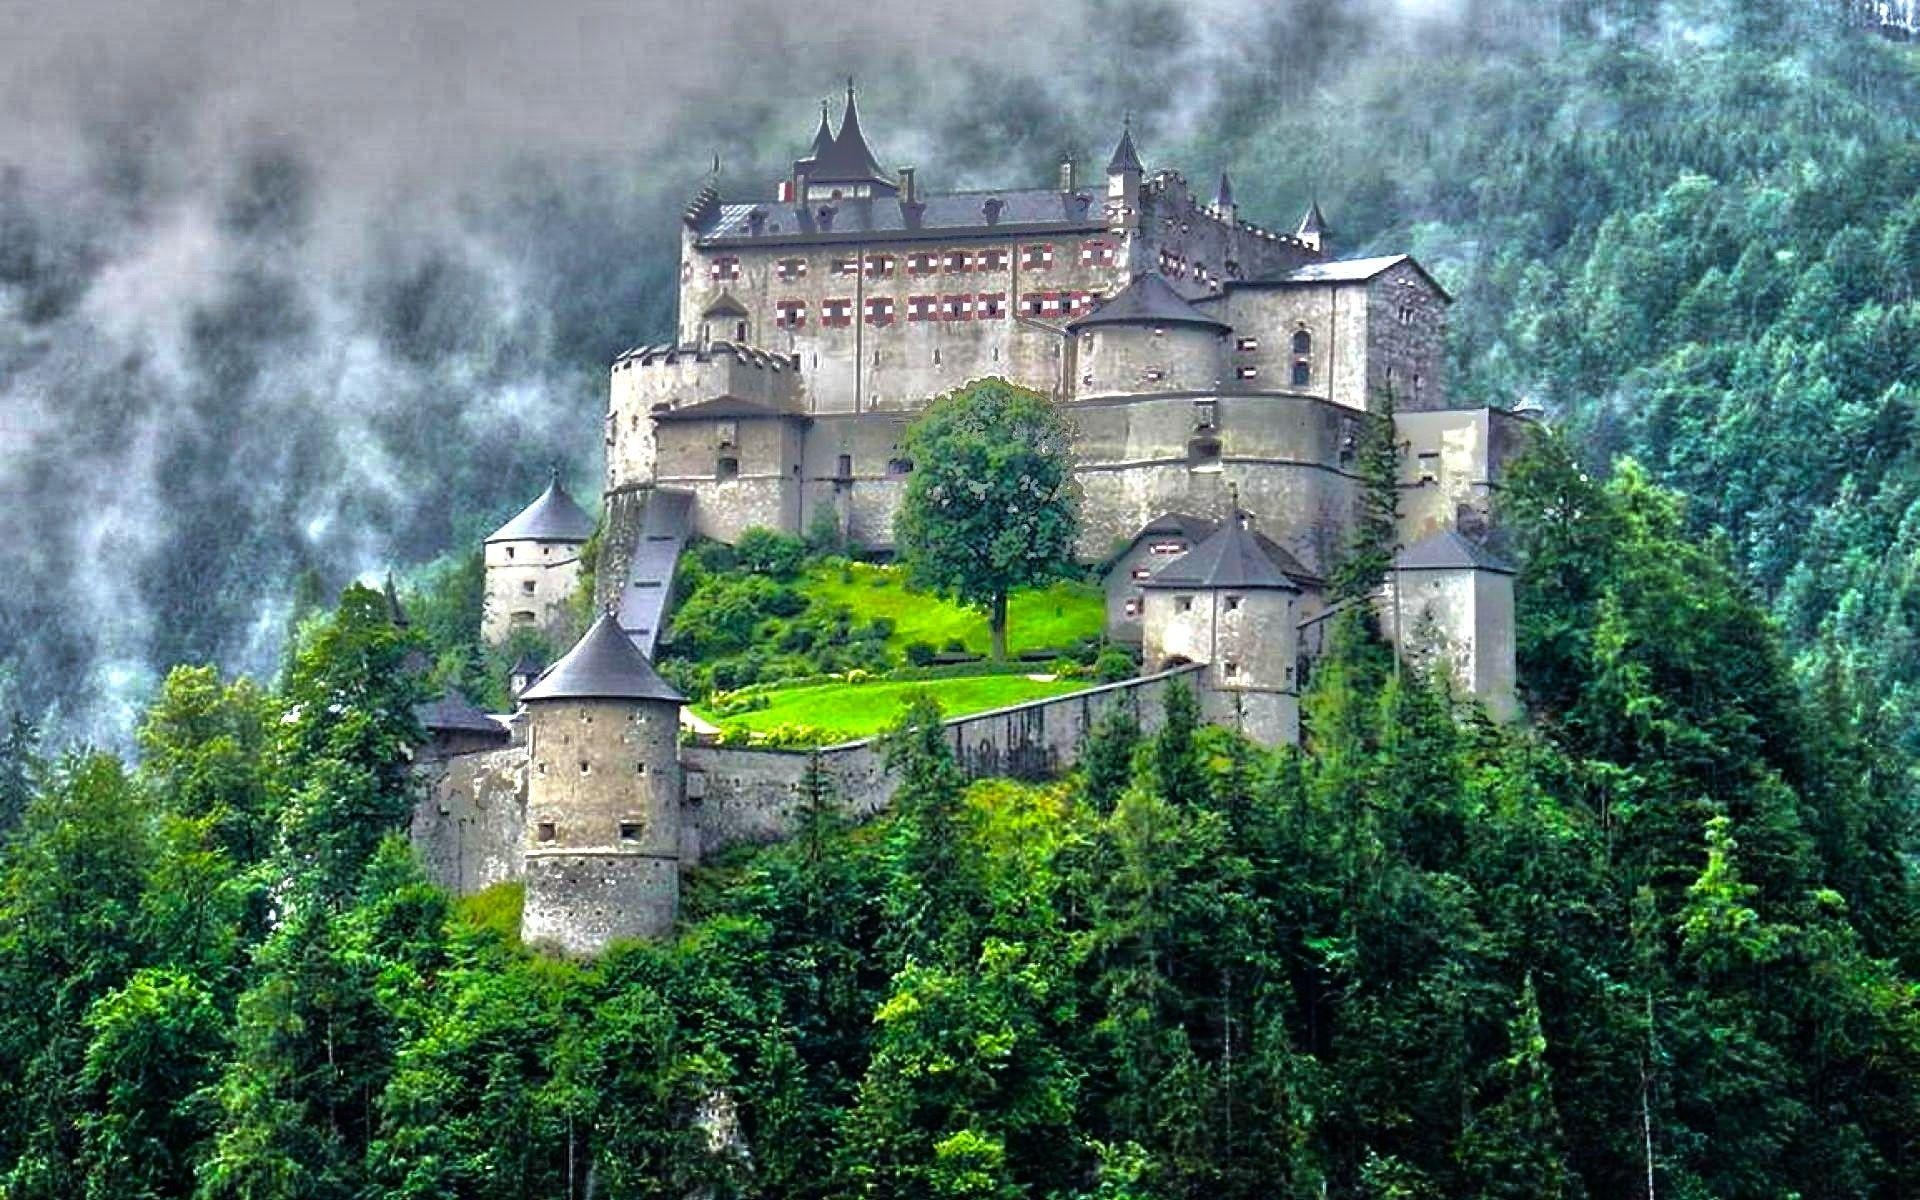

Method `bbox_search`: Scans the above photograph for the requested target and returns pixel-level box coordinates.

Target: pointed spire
[1215,171,1235,211]
[1107,113,1143,174]
[806,98,835,162]
[383,571,409,628]
[808,77,891,186]
[1298,198,1330,236]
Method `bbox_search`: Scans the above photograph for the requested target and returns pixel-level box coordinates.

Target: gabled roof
[703,291,749,318]
[650,395,805,422]
[1395,530,1515,575]
[486,473,596,544]
[521,613,685,704]
[1107,120,1143,173]
[1140,515,1304,591]
[1067,272,1231,333]
[416,689,511,739]
[809,82,891,186]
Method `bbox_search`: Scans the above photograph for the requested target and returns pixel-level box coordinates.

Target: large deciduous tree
[895,379,1079,662]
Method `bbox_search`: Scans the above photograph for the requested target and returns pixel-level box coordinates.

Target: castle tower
[1296,200,1331,256]
[1386,530,1518,721]
[1139,510,1308,744]
[1215,172,1237,224]
[482,471,596,646]
[1067,272,1229,398]
[1106,117,1143,238]
[519,613,687,955]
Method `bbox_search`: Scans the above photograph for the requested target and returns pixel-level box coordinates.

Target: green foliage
[1330,387,1402,606]
[895,378,1081,661]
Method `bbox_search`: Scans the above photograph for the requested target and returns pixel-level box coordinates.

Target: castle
[418,85,1531,955]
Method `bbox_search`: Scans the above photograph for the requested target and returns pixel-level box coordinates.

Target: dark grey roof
[802,101,835,167]
[809,83,891,186]
[521,613,685,704]
[1215,172,1234,209]
[486,474,596,544]
[510,652,545,677]
[616,340,797,371]
[1135,511,1217,543]
[1395,530,1515,574]
[1140,515,1305,591]
[1297,200,1330,236]
[1224,254,1453,304]
[703,291,749,318]
[1067,272,1230,333]
[699,188,1102,246]
[1108,122,1143,173]
[415,689,510,739]
[651,395,805,422]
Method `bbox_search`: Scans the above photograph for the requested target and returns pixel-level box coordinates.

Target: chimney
[899,165,917,205]
[816,204,836,231]
[794,168,811,204]
[1059,155,1076,192]
[748,207,767,236]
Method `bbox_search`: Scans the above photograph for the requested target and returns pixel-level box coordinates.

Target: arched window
[1291,328,1313,388]
[1292,329,1312,355]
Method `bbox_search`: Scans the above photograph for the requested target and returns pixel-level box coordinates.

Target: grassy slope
[694,674,1090,741]
[802,562,1104,658]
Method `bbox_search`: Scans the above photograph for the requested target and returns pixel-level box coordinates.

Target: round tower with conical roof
[1067,272,1229,398]
[483,470,597,647]
[518,612,686,954]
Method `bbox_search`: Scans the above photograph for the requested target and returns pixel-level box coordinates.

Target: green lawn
[803,562,1105,657]
[695,673,1091,743]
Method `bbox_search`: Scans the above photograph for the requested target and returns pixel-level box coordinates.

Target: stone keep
[518,613,686,955]
[483,472,596,646]
[1140,513,1310,745]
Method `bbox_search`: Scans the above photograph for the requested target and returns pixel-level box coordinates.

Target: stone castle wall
[481,539,583,645]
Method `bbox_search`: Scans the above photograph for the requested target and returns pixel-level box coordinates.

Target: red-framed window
[1080,239,1117,266]
[865,253,895,279]
[940,294,973,320]
[906,251,939,275]
[975,292,1007,320]
[833,256,860,278]
[1021,244,1054,269]
[710,256,741,281]
[1019,291,1051,317]
[863,296,896,326]
[776,257,808,282]
[943,248,972,272]
[1065,291,1099,317]
[906,294,938,322]
[821,298,854,327]
[978,247,1009,270]
[774,299,807,329]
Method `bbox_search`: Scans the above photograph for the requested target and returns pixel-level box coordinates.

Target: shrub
[804,509,844,555]
[905,641,939,667]
[1094,646,1137,683]
[735,527,809,578]
[944,637,968,654]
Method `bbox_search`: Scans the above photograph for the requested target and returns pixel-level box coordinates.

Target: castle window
[1175,595,1194,613]
[975,292,1006,319]
[717,456,739,480]
[1144,367,1166,383]
[636,762,647,775]
[1193,399,1217,430]
[681,261,691,283]
[1067,290,1098,316]
[1224,595,1243,611]
[907,251,938,276]
[821,298,854,327]
[1399,304,1415,325]
[716,420,737,449]
[1237,366,1259,380]
[776,258,808,281]
[1152,325,1167,337]
[865,253,895,278]
[1224,660,1241,678]
[887,457,913,477]
[943,249,972,272]
[511,611,536,626]
[836,454,853,479]
[940,294,972,321]
[521,579,536,594]
[1131,567,1153,580]
[775,299,807,328]
[1418,451,1440,483]
[834,256,860,277]
[1020,243,1053,269]
[864,296,896,326]
[709,257,740,282]
[734,320,748,341]
[504,546,515,559]
[1236,336,1258,353]
[907,294,938,322]
[1292,329,1312,355]
[1187,434,1220,464]
[1148,540,1187,556]
[536,822,556,843]
[1124,598,1140,617]
[1414,373,1425,399]
[1019,292,1050,317]
[1080,239,1117,265]
[978,247,1009,270]
[578,759,591,775]
[619,821,642,841]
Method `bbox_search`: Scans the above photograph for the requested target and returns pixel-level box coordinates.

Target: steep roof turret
[1067,272,1230,333]
[1107,117,1143,174]
[1297,199,1330,238]
[809,80,892,187]
[415,688,510,739]
[1215,172,1235,210]
[1394,530,1514,574]
[800,99,835,168]
[1140,512,1305,591]
[521,612,684,704]
[486,471,596,545]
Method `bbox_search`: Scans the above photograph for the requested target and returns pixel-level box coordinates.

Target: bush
[735,527,809,578]
[804,509,844,555]
[944,637,968,654]
[905,640,939,667]
[1094,646,1137,683]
